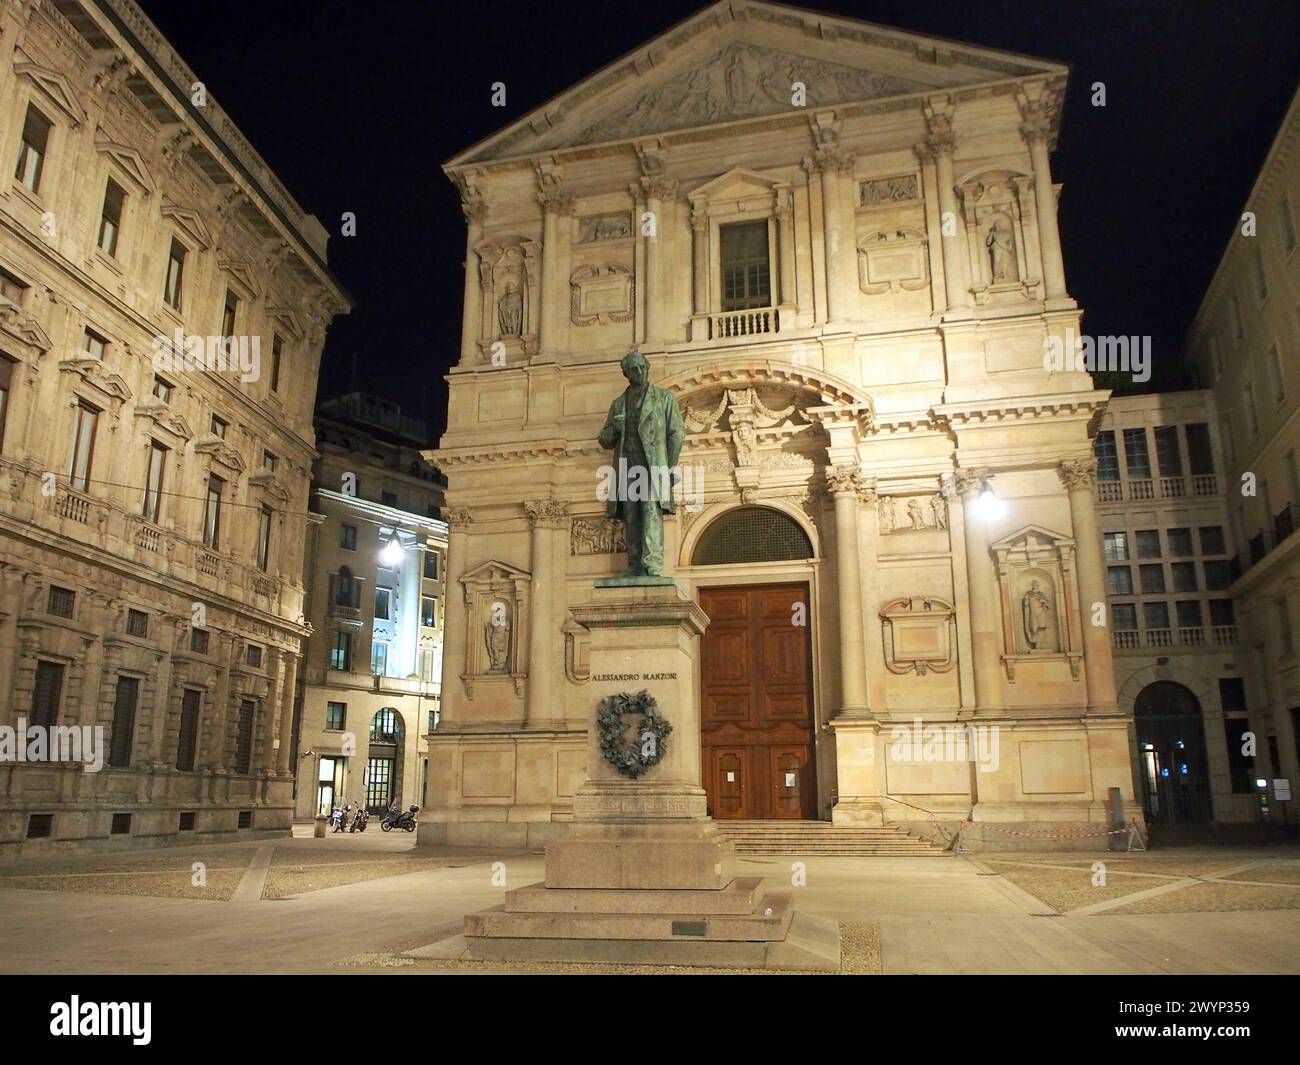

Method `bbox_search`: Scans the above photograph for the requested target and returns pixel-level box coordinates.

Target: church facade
[423,0,1137,850]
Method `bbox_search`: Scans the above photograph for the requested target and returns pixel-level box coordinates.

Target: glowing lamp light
[1256,779,1268,789]
[970,479,1007,522]
[380,535,404,567]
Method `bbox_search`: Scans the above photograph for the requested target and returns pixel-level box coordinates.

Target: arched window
[692,506,813,566]
[335,565,353,606]
[370,707,402,744]
[1134,681,1211,825]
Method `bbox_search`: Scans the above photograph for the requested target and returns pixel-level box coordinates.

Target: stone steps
[715,820,951,857]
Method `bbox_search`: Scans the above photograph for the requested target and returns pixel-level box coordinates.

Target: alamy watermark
[596,459,706,511]
[888,719,1001,773]
[151,329,260,383]
[1042,330,1151,383]
[0,718,104,772]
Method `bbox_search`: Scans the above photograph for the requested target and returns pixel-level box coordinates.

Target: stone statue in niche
[497,281,523,336]
[1021,580,1054,651]
[986,218,1017,282]
[485,601,511,672]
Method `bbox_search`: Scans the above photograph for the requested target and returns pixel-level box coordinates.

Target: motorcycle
[331,803,351,833]
[349,807,369,833]
[380,804,419,832]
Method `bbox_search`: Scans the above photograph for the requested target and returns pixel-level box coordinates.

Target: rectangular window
[143,440,167,523]
[1219,677,1248,712]
[98,179,125,257]
[109,676,138,768]
[1207,334,1222,382]
[153,375,173,403]
[1167,528,1194,557]
[374,587,391,621]
[418,648,434,682]
[270,334,282,393]
[203,474,223,547]
[0,267,25,304]
[82,328,107,360]
[176,689,201,771]
[1266,341,1285,403]
[1278,599,1294,655]
[330,631,352,671]
[1136,530,1162,559]
[1209,599,1235,627]
[111,813,132,835]
[1112,603,1138,630]
[1282,193,1298,254]
[0,354,12,451]
[1122,428,1151,479]
[423,552,439,580]
[47,586,75,618]
[421,596,436,627]
[246,644,263,669]
[210,415,227,439]
[221,289,239,348]
[31,660,64,729]
[1203,560,1231,590]
[1139,564,1165,594]
[1230,294,1244,341]
[256,506,272,572]
[366,755,393,812]
[191,627,209,654]
[126,609,148,638]
[1253,248,1269,302]
[719,220,770,311]
[1245,381,1259,436]
[26,814,53,839]
[14,105,51,193]
[371,641,388,676]
[1171,561,1198,592]
[341,524,357,551]
[1198,526,1226,555]
[1224,718,1255,793]
[163,239,186,310]
[262,450,277,473]
[381,490,398,508]
[1102,532,1128,561]
[325,702,346,731]
[1220,414,1236,467]
[1154,425,1183,477]
[1143,602,1170,631]
[68,401,99,492]
[233,699,255,774]
[178,811,195,831]
[1176,600,1202,629]
[1107,566,1133,595]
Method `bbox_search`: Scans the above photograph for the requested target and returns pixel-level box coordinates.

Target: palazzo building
[1096,392,1259,833]
[295,392,447,820]
[423,0,1137,850]
[1184,85,1300,833]
[0,0,349,856]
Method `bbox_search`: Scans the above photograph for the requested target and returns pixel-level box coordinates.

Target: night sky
[146,0,1300,442]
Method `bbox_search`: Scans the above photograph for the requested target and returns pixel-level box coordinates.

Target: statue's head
[1030,580,1040,590]
[620,349,649,387]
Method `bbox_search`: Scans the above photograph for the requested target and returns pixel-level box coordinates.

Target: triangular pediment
[450,0,1065,165]
[990,524,1073,552]
[94,129,154,192]
[161,198,213,250]
[14,59,87,125]
[688,167,784,205]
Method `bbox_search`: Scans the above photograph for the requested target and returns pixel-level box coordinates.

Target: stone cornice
[428,441,572,468]
[931,390,1109,428]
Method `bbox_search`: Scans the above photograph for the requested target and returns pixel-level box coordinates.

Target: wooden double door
[700,583,816,820]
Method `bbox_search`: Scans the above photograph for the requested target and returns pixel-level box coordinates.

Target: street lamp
[970,479,1007,522]
[380,534,404,567]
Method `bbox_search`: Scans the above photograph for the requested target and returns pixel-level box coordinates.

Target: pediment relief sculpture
[578,213,632,243]
[576,43,923,145]
[860,174,920,207]
[0,298,52,352]
[570,517,627,556]
[878,492,946,534]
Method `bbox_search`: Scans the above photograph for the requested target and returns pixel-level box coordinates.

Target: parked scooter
[349,807,369,833]
[380,804,419,832]
[331,803,351,833]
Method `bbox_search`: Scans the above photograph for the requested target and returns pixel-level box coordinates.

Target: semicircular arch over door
[1133,681,1211,824]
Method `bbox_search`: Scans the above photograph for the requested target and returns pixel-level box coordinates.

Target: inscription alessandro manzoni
[592,673,678,681]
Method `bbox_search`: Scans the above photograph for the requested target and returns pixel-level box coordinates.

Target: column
[536,175,574,360]
[455,172,486,362]
[690,203,709,316]
[441,507,472,724]
[524,497,569,726]
[924,106,970,312]
[0,565,22,727]
[276,651,299,776]
[1059,459,1118,712]
[1018,92,1066,300]
[956,470,1002,711]
[858,479,887,712]
[639,177,675,345]
[775,186,796,309]
[827,465,869,712]
[815,154,854,323]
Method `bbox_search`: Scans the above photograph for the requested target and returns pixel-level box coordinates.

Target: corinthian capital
[525,496,571,529]
[922,98,956,156]
[825,464,870,499]
[1058,458,1098,492]
[953,467,992,499]
[443,506,473,528]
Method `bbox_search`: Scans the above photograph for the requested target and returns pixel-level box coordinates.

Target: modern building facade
[423,0,1137,850]
[0,0,349,857]
[295,393,447,820]
[1184,85,1300,833]
[1096,392,1259,831]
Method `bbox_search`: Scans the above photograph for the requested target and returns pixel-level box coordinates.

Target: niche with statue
[989,524,1083,681]
[458,560,531,698]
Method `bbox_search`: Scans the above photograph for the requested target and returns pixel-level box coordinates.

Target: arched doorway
[366,708,405,814]
[692,506,817,820]
[1134,681,1212,824]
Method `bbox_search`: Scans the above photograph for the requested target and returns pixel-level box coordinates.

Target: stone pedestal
[426,583,841,971]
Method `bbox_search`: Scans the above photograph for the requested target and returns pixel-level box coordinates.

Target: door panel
[701,583,815,819]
